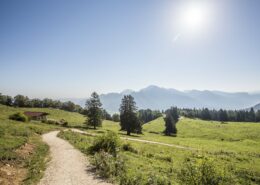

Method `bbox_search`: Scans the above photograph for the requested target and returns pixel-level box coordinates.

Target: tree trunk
[127,130,130,135]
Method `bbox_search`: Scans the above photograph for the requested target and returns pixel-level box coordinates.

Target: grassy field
[0,104,84,184]
[1,103,260,184]
[61,117,260,184]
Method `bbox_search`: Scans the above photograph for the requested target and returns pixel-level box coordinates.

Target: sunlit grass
[78,116,260,184]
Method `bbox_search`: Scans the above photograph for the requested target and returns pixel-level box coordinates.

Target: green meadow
[61,117,260,184]
[1,104,260,184]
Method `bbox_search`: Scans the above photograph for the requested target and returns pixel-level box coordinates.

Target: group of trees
[84,93,143,135]
[101,108,162,124]
[84,92,179,136]
[85,93,142,135]
[101,109,112,121]
[180,108,260,122]
[101,110,120,122]
[84,92,122,129]
[112,113,120,122]
[0,93,83,113]
[0,93,13,106]
[138,109,162,123]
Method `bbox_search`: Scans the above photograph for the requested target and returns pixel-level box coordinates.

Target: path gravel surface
[38,131,111,185]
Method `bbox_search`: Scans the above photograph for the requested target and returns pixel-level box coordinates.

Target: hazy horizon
[1,84,260,100]
[1,0,260,98]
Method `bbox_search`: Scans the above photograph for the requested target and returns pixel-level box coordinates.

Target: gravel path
[38,131,111,185]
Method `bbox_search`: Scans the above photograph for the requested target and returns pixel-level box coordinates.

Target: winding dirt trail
[70,129,193,150]
[38,131,111,185]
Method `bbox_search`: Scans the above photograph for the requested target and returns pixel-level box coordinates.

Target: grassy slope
[2,103,260,184]
[19,107,85,127]
[75,117,260,184]
[143,117,260,180]
[0,104,85,184]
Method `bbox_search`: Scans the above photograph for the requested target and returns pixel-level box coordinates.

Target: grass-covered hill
[63,116,260,184]
[1,103,260,184]
[0,104,86,184]
[0,105,86,127]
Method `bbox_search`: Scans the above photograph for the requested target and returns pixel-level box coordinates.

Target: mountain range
[61,85,260,113]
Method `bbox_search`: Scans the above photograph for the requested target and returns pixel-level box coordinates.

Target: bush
[118,171,171,185]
[9,112,28,122]
[92,150,125,179]
[89,131,121,156]
[59,119,68,127]
[177,156,235,185]
[122,143,138,153]
[119,172,145,185]
[45,119,57,125]
[147,172,171,185]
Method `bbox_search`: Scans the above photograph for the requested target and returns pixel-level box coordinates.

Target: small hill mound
[142,117,164,134]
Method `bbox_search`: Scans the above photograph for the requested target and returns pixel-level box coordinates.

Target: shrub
[45,119,57,125]
[92,150,125,179]
[122,143,138,153]
[9,112,28,122]
[147,172,171,185]
[118,170,171,185]
[119,172,145,185]
[177,156,235,185]
[59,119,68,127]
[89,131,121,156]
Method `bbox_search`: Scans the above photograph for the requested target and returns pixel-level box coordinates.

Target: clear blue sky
[1,0,260,98]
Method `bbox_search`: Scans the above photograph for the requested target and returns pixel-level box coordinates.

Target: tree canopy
[138,109,162,123]
[0,92,83,113]
[164,107,179,136]
[85,92,103,129]
[179,107,260,122]
[119,95,142,135]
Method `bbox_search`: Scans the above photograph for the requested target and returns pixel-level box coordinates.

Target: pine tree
[164,107,179,136]
[256,110,260,122]
[201,108,211,120]
[248,108,256,122]
[219,109,228,122]
[119,95,142,135]
[85,92,102,129]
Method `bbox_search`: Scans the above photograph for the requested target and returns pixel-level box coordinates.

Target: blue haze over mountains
[62,85,260,113]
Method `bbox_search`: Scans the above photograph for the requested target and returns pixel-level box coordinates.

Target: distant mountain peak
[61,85,260,113]
[141,85,161,90]
[120,89,134,95]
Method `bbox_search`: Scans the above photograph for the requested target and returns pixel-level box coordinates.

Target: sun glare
[182,5,207,31]
[173,1,212,37]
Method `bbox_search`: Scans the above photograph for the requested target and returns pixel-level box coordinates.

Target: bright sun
[182,5,207,31]
[174,1,212,36]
